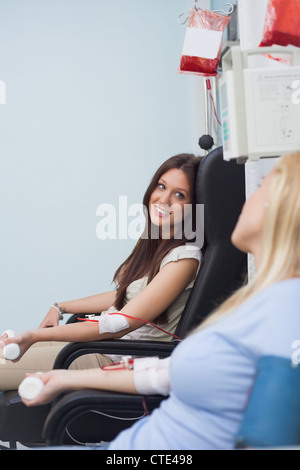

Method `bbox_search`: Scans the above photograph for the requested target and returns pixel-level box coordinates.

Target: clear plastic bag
[179,8,230,77]
[259,0,300,48]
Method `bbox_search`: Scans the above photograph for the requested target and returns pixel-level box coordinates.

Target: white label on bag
[182,27,223,59]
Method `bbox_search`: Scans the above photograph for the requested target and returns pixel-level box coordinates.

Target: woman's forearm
[22,367,138,407]
[31,320,118,344]
[57,291,116,315]
[39,291,117,329]
[63,367,137,395]
[2,317,127,363]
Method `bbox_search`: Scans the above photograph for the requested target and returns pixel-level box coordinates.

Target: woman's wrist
[51,303,67,320]
[30,327,42,343]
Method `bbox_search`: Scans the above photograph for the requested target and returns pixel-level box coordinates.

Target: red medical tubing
[78,313,182,341]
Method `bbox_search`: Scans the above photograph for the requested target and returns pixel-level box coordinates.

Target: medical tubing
[78,313,182,341]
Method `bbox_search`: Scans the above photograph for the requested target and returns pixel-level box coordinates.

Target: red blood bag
[179,8,230,77]
[259,0,300,48]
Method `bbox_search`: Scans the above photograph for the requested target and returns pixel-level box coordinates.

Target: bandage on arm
[98,313,129,334]
[133,357,171,396]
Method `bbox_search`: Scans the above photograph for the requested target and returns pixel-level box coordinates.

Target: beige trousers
[0,342,113,390]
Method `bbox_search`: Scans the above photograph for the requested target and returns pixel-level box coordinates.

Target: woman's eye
[158,183,165,190]
[176,192,184,199]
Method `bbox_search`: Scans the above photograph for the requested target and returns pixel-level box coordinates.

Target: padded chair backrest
[173,146,247,339]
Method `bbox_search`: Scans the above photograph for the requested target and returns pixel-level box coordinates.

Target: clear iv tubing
[78,313,182,341]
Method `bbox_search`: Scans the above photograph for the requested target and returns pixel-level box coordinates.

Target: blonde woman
[23,152,300,450]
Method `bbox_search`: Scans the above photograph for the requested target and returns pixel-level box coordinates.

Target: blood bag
[260,0,300,48]
[179,8,230,77]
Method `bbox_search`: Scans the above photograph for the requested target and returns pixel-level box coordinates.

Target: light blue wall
[0,0,207,333]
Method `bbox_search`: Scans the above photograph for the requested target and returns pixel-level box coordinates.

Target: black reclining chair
[43,146,248,446]
[0,147,247,448]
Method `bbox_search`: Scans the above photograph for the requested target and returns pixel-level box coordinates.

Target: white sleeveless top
[104,244,201,361]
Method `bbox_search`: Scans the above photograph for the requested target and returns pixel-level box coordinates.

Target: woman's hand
[21,370,68,407]
[39,307,61,328]
[0,330,34,362]
[38,291,116,329]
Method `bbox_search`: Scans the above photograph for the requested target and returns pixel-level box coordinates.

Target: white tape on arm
[134,357,171,396]
[98,313,129,334]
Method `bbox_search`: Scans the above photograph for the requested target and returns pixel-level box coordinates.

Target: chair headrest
[174,146,247,337]
[196,146,245,244]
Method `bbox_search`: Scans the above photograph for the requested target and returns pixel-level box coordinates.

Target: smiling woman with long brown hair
[0,153,203,390]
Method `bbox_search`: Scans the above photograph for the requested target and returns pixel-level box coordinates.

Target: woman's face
[149,168,192,238]
[231,171,274,259]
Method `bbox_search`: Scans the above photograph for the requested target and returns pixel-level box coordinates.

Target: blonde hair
[194,151,300,333]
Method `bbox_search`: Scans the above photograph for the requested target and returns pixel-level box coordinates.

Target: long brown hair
[113,153,202,318]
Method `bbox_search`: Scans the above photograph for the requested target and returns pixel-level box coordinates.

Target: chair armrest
[43,389,165,446]
[53,339,177,369]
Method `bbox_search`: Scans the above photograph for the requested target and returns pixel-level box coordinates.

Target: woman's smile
[154,204,173,218]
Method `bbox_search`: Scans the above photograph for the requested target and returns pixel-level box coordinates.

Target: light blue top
[108,278,300,450]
